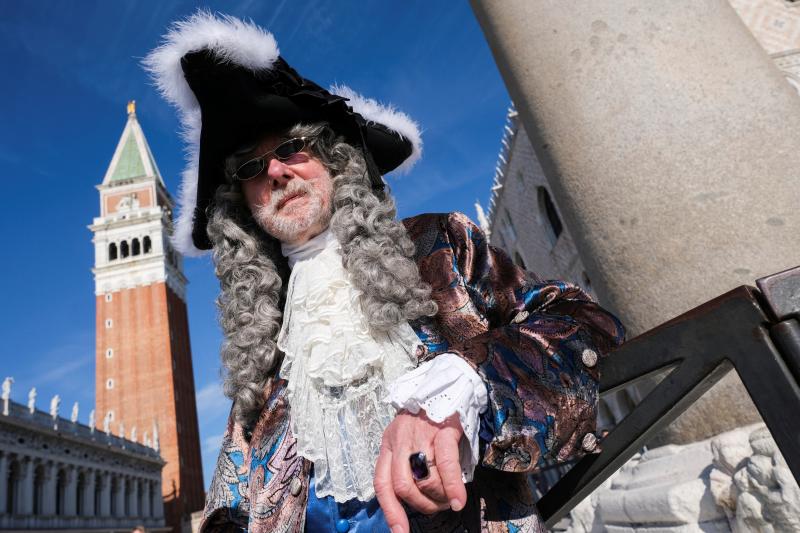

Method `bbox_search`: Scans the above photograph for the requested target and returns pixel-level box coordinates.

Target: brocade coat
[200,212,625,532]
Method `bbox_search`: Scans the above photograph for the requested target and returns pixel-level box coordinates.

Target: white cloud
[195,381,230,420]
[37,354,92,386]
[202,432,224,455]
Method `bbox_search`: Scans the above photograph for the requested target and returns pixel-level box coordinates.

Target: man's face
[240,135,334,245]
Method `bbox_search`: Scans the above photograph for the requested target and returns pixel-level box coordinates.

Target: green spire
[109,132,147,182]
[102,101,165,187]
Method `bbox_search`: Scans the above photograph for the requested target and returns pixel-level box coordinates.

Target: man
[145,12,624,533]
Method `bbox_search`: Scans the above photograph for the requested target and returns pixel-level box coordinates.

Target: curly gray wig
[207,123,438,427]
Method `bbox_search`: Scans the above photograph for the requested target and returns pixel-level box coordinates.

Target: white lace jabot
[278,229,421,502]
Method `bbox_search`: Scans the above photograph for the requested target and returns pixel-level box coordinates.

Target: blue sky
[0,1,509,487]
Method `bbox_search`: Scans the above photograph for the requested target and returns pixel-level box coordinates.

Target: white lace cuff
[385,353,488,482]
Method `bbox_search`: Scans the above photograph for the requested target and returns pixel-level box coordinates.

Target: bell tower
[89,102,204,532]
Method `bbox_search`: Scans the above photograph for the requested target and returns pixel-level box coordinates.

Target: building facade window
[503,210,517,242]
[56,468,67,515]
[94,473,102,515]
[132,238,141,256]
[143,236,152,254]
[6,458,21,514]
[105,319,113,329]
[105,293,113,302]
[106,379,114,390]
[120,240,129,258]
[76,470,87,515]
[137,482,144,518]
[106,348,113,358]
[110,477,118,515]
[124,479,132,515]
[538,186,563,246]
[108,243,118,261]
[33,463,45,514]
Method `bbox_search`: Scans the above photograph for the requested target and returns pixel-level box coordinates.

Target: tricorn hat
[144,11,422,256]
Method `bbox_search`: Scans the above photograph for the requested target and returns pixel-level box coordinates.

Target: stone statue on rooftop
[131,426,137,442]
[2,377,12,416]
[70,402,79,423]
[89,409,95,432]
[27,387,36,414]
[103,411,111,435]
[50,394,60,419]
[2,377,12,400]
[50,395,61,430]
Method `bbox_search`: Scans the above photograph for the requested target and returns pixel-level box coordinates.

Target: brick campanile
[89,102,204,532]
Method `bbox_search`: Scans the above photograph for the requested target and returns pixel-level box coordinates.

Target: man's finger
[414,465,448,503]
[391,448,450,515]
[374,446,409,533]
[433,428,468,511]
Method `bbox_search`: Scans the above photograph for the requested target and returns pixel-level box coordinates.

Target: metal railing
[537,265,800,529]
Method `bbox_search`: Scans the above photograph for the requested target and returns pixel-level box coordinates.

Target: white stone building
[1,391,166,531]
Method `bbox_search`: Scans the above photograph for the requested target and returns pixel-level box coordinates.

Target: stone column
[152,478,164,519]
[114,475,126,518]
[99,472,111,517]
[63,465,77,516]
[0,452,8,515]
[82,468,96,517]
[471,0,800,444]
[141,480,151,518]
[20,457,34,515]
[41,462,57,515]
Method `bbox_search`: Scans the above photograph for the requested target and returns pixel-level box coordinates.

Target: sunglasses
[232,137,308,181]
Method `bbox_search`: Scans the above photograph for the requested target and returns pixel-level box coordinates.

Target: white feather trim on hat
[143,10,279,115]
[330,84,422,175]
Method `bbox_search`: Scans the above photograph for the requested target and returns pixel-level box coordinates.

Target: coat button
[581,433,598,452]
[289,477,302,496]
[335,518,350,532]
[581,348,598,368]
[512,310,529,324]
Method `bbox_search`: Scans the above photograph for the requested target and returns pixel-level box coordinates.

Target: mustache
[260,180,315,212]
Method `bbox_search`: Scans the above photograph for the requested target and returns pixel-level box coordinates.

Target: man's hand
[374,410,467,533]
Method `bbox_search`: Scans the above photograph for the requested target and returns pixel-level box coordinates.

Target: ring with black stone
[409,451,436,481]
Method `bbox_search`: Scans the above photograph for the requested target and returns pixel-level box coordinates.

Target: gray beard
[253,179,333,243]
